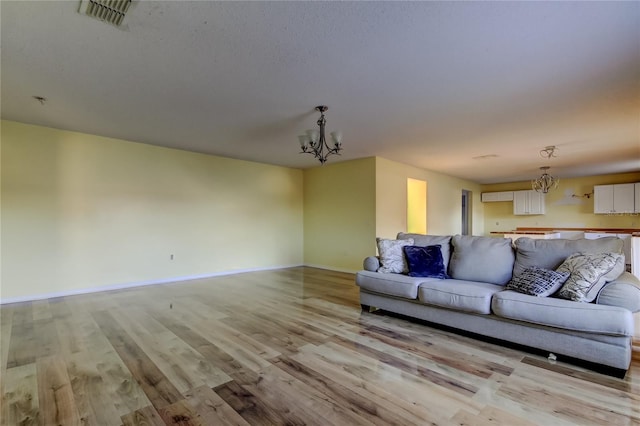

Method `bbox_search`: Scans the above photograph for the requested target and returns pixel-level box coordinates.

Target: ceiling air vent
[78,0,132,27]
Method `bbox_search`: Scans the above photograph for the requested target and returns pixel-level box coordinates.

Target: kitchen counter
[513,227,639,234]
[491,228,640,240]
[492,231,561,242]
[584,230,637,235]
[490,231,560,235]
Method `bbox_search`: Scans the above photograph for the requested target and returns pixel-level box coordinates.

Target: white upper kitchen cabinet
[481,191,514,202]
[635,183,640,213]
[513,190,545,215]
[594,183,635,214]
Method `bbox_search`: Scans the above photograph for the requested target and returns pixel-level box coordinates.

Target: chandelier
[532,145,559,193]
[298,106,342,164]
[532,166,559,193]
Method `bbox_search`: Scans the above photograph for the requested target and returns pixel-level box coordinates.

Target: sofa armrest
[363,256,380,272]
[596,272,640,313]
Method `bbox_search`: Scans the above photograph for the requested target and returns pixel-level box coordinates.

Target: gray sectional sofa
[356,233,640,376]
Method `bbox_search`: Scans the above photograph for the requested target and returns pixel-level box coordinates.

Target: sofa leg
[361,304,371,312]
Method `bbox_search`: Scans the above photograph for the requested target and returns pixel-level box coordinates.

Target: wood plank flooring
[1,267,639,425]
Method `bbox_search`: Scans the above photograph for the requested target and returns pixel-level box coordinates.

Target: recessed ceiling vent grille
[78,0,132,27]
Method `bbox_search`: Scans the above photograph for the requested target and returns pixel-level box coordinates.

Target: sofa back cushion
[449,235,515,285]
[513,237,624,277]
[397,233,452,270]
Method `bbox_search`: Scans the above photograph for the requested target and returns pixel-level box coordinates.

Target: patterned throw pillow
[403,245,448,279]
[376,238,414,274]
[556,252,625,302]
[506,266,570,297]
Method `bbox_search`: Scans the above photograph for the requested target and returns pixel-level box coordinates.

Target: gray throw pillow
[556,252,625,302]
[506,266,570,297]
[376,238,414,274]
[449,235,515,285]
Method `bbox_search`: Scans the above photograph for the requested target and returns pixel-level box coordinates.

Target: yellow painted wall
[303,158,376,271]
[375,157,484,238]
[14,117,635,300]
[303,157,484,272]
[482,172,640,234]
[1,121,304,301]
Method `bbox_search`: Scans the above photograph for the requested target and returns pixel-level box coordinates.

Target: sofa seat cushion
[356,270,438,299]
[418,279,504,314]
[492,290,633,336]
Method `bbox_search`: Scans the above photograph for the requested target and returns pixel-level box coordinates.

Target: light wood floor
[1,267,639,425]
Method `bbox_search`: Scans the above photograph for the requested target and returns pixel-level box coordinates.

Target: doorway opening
[461,190,472,235]
[407,178,427,234]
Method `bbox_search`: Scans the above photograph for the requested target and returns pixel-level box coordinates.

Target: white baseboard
[0,264,303,305]
[303,263,359,274]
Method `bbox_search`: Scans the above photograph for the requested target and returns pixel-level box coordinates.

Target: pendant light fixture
[298,106,342,164]
[532,146,559,193]
[532,166,559,193]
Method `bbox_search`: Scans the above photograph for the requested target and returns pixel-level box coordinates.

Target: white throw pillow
[556,252,625,302]
[376,238,414,274]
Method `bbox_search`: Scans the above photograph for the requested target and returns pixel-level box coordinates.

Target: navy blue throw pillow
[402,245,448,279]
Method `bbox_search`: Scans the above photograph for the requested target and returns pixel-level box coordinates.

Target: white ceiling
[2,1,639,183]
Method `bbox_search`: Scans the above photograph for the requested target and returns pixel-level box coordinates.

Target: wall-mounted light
[572,192,593,199]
